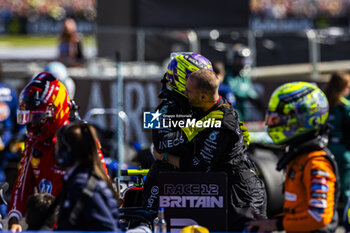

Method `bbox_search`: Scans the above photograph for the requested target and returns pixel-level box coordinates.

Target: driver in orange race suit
[246,82,339,233]
[7,72,107,232]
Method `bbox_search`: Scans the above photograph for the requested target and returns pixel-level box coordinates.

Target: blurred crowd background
[0,0,96,20]
[0,0,349,35]
[251,0,350,18]
[0,2,349,228]
[0,0,350,145]
[0,0,96,34]
[1,0,349,25]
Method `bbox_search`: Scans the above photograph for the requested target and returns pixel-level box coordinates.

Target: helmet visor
[265,112,290,127]
[17,110,53,125]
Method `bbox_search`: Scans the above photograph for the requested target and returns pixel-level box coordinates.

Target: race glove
[181,110,224,142]
[240,121,250,146]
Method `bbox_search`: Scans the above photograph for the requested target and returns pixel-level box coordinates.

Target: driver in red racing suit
[7,72,107,232]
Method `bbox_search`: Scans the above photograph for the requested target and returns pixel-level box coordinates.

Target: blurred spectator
[55,122,119,231]
[212,60,236,107]
[0,80,26,217]
[224,44,264,121]
[325,71,350,210]
[44,61,76,99]
[58,18,84,67]
[25,193,56,231]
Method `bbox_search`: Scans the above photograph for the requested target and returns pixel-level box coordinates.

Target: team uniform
[145,93,266,231]
[7,72,107,224]
[143,89,193,209]
[180,97,266,232]
[262,82,339,232]
[277,146,339,232]
[8,135,65,220]
[143,53,261,231]
[152,90,192,156]
[8,133,107,221]
[143,53,212,209]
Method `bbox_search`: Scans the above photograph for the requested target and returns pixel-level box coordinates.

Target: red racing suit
[278,149,339,232]
[8,134,107,221]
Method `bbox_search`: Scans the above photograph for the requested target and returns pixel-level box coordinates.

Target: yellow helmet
[265,81,328,144]
[180,225,210,233]
[166,52,213,97]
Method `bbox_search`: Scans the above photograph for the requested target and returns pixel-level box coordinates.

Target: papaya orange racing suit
[276,149,339,232]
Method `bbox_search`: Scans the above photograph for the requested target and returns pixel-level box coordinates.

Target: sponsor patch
[311,169,329,177]
[285,191,297,201]
[311,177,328,185]
[31,157,40,168]
[309,207,325,214]
[311,192,327,199]
[151,186,159,195]
[311,184,328,192]
[39,179,53,193]
[209,131,219,141]
[193,157,200,166]
[310,199,327,208]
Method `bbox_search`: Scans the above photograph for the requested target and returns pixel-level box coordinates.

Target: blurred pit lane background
[1,0,350,146]
[1,0,350,225]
